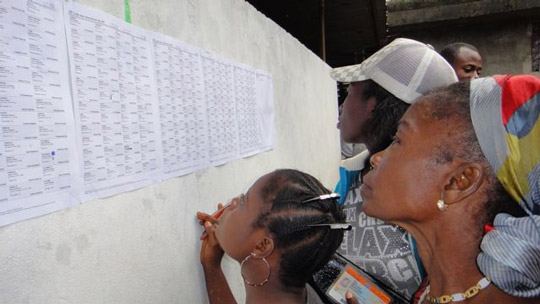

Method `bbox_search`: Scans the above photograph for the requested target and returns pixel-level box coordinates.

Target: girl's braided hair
[253,169,346,289]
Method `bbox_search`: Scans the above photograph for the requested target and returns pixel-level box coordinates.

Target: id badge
[326,264,392,304]
[312,253,407,304]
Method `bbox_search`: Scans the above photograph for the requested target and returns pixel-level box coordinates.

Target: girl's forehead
[245,175,277,219]
[243,174,267,197]
[252,172,281,199]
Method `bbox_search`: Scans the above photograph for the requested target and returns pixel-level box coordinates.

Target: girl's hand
[199,220,224,269]
[196,203,223,240]
[197,203,225,269]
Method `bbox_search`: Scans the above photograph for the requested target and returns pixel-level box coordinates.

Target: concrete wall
[387,0,540,77]
[398,20,540,78]
[388,0,540,25]
[0,0,341,303]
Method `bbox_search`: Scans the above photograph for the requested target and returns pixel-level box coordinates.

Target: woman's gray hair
[422,79,539,297]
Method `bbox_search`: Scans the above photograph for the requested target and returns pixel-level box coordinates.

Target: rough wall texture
[397,21,540,77]
[0,0,341,303]
[388,0,540,25]
[388,0,540,77]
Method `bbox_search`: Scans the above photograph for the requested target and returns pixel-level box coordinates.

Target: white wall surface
[0,0,341,303]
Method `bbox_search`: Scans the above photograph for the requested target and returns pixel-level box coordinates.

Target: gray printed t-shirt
[338,173,422,299]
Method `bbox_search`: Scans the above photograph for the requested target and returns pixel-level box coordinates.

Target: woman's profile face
[214,173,271,261]
[339,81,377,143]
[361,100,452,223]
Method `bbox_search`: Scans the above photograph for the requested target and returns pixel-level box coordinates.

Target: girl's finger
[204,221,214,234]
[197,212,218,225]
[199,231,208,240]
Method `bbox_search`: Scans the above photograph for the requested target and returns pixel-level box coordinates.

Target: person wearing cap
[338,101,366,159]
[327,38,458,300]
[440,42,483,80]
[346,75,540,304]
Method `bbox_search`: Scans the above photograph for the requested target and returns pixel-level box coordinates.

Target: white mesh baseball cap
[330,38,458,104]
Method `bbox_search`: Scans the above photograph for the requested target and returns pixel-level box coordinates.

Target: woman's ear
[252,236,274,258]
[443,162,485,205]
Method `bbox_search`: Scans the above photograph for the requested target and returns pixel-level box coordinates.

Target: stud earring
[437,199,448,211]
[369,155,376,170]
[436,193,448,211]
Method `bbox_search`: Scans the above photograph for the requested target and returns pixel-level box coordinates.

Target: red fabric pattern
[413,277,429,304]
[495,75,540,126]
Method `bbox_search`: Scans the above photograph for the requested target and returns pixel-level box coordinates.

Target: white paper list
[201,53,238,166]
[0,0,275,227]
[152,34,208,179]
[255,70,275,151]
[66,2,160,202]
[234,63,262,158]
[0,0,78,226]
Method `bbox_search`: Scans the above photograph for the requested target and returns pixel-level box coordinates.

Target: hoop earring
[436,193,448,211]
[240,253,271,287]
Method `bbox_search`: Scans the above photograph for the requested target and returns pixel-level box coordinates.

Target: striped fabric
[471,75,540,297]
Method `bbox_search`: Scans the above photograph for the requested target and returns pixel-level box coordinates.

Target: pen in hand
[211,201,231,219]
[198,202,230,240]
[198,201,230,226]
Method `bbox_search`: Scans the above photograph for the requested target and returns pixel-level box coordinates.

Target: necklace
[422,277,491,303]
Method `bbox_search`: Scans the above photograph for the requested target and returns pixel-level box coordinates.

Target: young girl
[196,169,346,304]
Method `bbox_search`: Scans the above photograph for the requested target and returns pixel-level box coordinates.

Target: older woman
[347,75,539,303]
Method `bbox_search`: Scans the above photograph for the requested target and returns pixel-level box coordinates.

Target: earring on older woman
[240,252,271,286]
[437,192,448,211]
[369,154,377,170]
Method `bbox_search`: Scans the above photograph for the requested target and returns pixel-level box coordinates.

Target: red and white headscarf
[471,75,540,297]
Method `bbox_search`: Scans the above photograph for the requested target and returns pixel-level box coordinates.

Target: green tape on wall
[124,0,131,23]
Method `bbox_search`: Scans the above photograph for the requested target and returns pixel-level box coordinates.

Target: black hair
[252,169,346,289]
[361,80,410,154]
[421,81,526,227]
[440,42,479,65]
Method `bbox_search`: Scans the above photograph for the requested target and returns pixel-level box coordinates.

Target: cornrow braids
[253,169,346,289]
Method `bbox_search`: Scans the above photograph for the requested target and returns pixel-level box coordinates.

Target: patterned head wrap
[470,75,540,297]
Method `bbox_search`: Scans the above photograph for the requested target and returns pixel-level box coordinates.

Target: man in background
[440,42,483,80]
